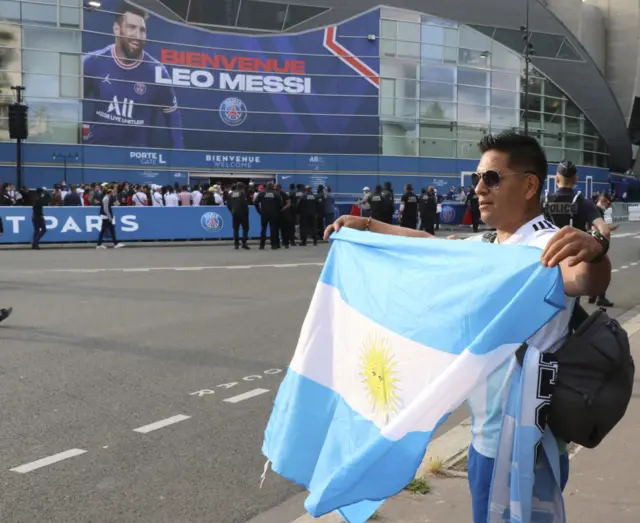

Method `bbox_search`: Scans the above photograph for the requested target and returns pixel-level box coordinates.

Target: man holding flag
[263,131,611,523]
[323,132,611,521]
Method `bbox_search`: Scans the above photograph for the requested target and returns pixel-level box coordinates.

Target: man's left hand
[541,226,603,268]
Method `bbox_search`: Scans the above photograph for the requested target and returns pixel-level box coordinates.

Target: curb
[285,306,640,523]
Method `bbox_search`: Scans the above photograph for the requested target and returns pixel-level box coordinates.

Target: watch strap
[589,229,609,263]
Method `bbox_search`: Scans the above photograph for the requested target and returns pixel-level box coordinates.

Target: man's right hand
[323,216,368,240]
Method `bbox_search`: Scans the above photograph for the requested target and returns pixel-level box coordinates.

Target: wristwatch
[588,229,609,263]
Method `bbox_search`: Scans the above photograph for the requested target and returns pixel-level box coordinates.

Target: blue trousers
[468,444,570,523]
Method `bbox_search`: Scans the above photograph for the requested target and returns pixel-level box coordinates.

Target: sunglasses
[471,170,538,190]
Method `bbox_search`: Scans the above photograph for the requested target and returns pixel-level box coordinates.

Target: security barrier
[0,207,265,244]
[609,203,640,222]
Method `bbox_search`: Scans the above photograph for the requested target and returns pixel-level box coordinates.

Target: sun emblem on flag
[359,333,400,423]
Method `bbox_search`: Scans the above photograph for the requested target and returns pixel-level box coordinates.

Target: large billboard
[82,1,380,154]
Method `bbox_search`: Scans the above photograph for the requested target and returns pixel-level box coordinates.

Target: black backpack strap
[569,302,589,333]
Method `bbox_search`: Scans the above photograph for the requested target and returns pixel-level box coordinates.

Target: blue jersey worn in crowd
[262,228,567,523]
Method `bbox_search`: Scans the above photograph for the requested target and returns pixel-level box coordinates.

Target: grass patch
[368,512,380,520]
[404,478,431,495]
[425,457,444,476]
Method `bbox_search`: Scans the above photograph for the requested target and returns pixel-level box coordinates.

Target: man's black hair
[478,131,547,198]
[557,159,577,178]
[115,1,148,23]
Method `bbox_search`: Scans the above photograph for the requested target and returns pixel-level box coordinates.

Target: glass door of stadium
[190,172,276,189]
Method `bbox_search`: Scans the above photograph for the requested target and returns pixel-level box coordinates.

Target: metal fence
[606,202,640,223]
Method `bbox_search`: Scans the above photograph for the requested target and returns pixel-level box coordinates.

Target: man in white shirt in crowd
[164,186,179,207]
[151,185,164,207]
[132,186,148,207]
[191,185,202,206]
[324,131,611,523]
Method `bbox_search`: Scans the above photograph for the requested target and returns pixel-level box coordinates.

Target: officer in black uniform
[0,216,12,324]
[315,185,326,237]
[399,184,418,229]
[276,184,293,248]
[381,181,395,224]
[588,194,615,307]
[255,181,282,249]
[419,187,437,235]
[226,181,250,250]
[297,185,317,246]
[466,187,481,233]
[294,184,305,242]
[369,185,386,223]
[284,183,297,246]
[543,160,601,231]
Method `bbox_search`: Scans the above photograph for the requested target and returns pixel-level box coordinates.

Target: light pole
[520,0,536,137]
[52,152,79,184]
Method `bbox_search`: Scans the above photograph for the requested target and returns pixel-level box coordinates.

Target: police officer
[255,181,282,249]
[0,216,12,324]
[419,186,437,235]
[544,160,601,231]
[294,184,305,242]
[276,184,293,248]
[226,181,250,250]
[466,186,481,233]
[297,185,317,246]
[315,185,326,237]
[381,181,395,224]
[399,184,418,229]
[284,183,298,246]
[32,187,48,249]
[588,194,615,307]
[369,185,386,222]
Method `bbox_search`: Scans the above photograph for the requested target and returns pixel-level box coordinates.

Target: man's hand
[541,226,603,268]
[323,215,369,240]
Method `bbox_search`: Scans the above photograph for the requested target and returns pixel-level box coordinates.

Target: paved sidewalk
[292,316,640,523]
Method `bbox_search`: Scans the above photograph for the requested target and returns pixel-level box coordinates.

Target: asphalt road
[0,223,639,523]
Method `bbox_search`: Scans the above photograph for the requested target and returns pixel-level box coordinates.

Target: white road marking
[621,266,630,270]
[612,232,637,238]
[632,262,639,266]
[224,388,270,404]
[10,448,87,474]
[41,262,324,275]
[133,414,191,434]
[612,269,619,273]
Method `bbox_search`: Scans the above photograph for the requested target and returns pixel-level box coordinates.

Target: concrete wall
[546,0,583,37]
[579,3,607,74]
[585,0,640,123]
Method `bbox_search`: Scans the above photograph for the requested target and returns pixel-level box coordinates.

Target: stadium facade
[0,0,635,196]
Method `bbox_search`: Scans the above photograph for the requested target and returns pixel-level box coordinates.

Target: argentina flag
[262,227,566,522]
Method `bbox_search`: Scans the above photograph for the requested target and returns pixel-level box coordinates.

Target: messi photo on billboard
[83,1,184,149]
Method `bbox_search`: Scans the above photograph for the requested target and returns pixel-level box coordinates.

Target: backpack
[482,232,635,448]
[538,305,633,448]
[514,303,634,449]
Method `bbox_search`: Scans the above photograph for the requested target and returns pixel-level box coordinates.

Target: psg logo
[200,212,224,233]
[440,206,455,223]
[219,97,248,127]
[134,82,147,95]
